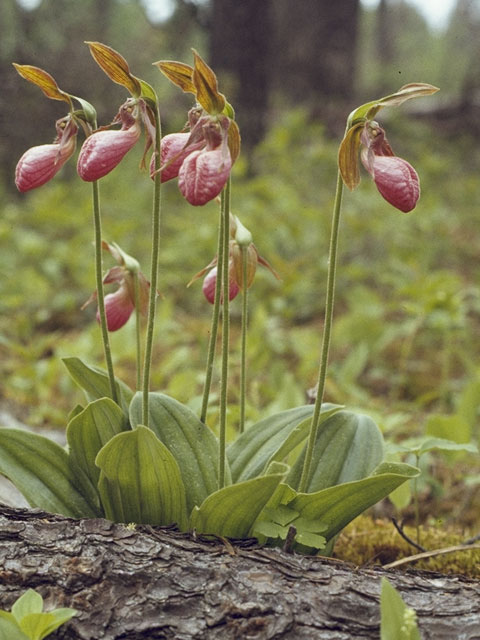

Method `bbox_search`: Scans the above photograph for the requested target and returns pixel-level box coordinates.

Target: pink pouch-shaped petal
[178,147,232,206]
[372,155,420,213]
[98,286,135,332]
[77,123,140,181]
[202,266,240,304]
[15,137,76,192]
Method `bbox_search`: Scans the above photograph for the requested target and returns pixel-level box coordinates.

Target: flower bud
[370,155,420,213]
[15,117,77,192]
[202,266,239,304]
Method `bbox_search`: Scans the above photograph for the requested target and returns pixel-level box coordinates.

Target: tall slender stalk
[142,104,162,427]
[133,271,142,391]
[218,178,231,489]
[239,246,248,434]
[298,170,344,493]
[200,201,225,424]
[92,180,118,404]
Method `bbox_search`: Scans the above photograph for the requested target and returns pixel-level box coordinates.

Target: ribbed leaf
[67,398,129,487]
[0,429,99,518]
[287,462,419,542]
[0,612,29,640]
[96,426,188,528]
[287,410,385,492]
[227,403,341,483]
[129,392,225,511]
[190,462,288,538]
[62,357,133,416]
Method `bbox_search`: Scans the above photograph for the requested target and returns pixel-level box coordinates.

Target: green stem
[298,169,344,493]
[239,246,248,434]
[200,202,225,424]
[142,105,162,427]
[219,178,231,489]
[92,180,118,404]
[133,271,142,391]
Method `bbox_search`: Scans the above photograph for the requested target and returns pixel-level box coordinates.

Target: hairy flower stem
[142,105,162,427]
[239,246,248,434]
[298,170,344,493]
[133,272,142,391]
[219,179,231,489]
[92,180,118,404]
[200,203,225,424]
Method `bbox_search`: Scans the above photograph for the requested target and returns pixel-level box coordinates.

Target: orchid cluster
[6,43,440,556]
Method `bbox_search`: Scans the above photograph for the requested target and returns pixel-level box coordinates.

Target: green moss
[334,516,480,579]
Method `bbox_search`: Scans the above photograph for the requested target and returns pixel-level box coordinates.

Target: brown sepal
[12,64,72,106]
[86,42,141,97]
[192,49,226,114]
[154,60,196,94]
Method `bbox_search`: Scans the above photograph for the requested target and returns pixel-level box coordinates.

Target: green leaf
[190,463,288,538]
[289,461,419,542]
[287,410,385,492]
[67,398,129,487]
[19,613,56,640]
[12,590,43,623]
[381,578,421,640]
[293,517,327,533]
[62,357,133,416]
[129,393,226,512]
[295,531,326,549]
[253,520,288,539]
[227,403,342,483]
[0,429,100,518]
[417,437,477,456]
[0,612,29,640]
[262,505,299,526]
[96,426,188,528]
[39,609,76,638]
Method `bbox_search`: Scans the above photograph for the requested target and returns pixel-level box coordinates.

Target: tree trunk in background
[273,0,360,131]
[0,505,479,639]
[209,0,272,148]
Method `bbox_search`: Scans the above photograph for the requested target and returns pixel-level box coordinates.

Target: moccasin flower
[178,116,232,206]
[77,99,141,181]
[15,116,78,192]
[202,266,240,304]
[83,242,150,331]
[360,121,420,213]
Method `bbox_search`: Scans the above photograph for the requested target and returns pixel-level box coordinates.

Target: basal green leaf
[19,613,56,640]
[0,429,100,518]
[96,426,187,528]
[295,531,326,549]
[190,463,288,538]
[287,410,385,492]
[62,357,133,416]
[11,589,43,623]
[129,392,225,511]
[289,461,419,542]
[67,398,129,487]
[0,612,29,640]
[227,403,341,483]
[39,609,76,638]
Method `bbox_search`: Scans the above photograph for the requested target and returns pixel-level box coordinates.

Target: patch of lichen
[333,516,480,579]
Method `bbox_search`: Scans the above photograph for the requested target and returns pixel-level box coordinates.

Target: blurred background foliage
[1,0,480,526]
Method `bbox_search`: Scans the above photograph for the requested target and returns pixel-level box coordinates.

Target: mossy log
[0,505,479,639]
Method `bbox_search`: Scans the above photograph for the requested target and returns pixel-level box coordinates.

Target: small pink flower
[202,266,240,304]
[173,116,232,206]
[83,242,150,332]
[77,101,141,182]
[150,132,204,183]
[360,121,420,213]
[101,284,135,332]
[15,116,77,192]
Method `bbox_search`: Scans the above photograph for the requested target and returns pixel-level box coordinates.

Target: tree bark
[0,506,479,639]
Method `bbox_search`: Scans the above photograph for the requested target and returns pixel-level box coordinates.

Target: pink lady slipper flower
[83,242,150,332]
[15,116,78,192]
[178,116,232,206]
[77,99,141,181]
[202,266,240,304]
[360,121,420,213]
